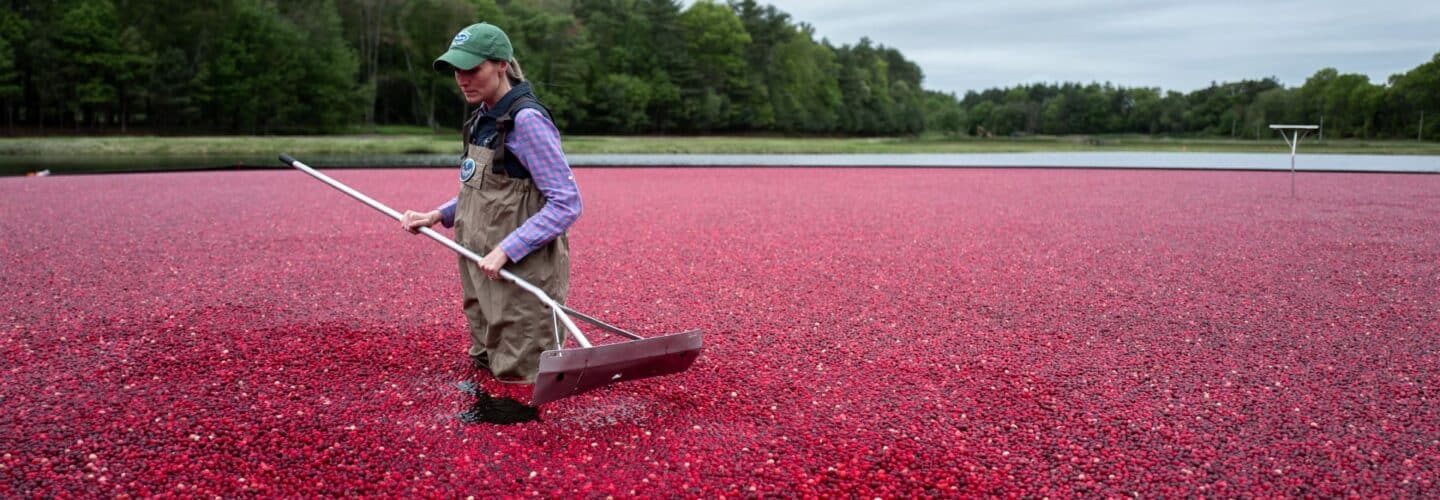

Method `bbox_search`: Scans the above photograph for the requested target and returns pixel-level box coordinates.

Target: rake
[280,154,703,405]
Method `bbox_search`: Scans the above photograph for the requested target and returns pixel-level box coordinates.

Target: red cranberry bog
[3,166,1438,496]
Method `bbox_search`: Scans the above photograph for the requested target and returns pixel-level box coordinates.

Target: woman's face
[454,60,507,105]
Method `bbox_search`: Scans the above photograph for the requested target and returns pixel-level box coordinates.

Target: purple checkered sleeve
[437,196,458,228]
[501,108,581,260]
[434,108,580,260]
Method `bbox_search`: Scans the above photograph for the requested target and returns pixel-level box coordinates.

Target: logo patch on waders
[460,158,476,182]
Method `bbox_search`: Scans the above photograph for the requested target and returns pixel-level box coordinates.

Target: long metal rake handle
[279,154,594,348]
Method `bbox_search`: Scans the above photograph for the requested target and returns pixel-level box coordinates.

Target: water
[568,152,1440,173]
[3,152,1437,176]
[458,392,540,425]
[454,380,539,425]
[0,154,460,176]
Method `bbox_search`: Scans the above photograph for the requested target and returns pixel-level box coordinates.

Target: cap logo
[452,32,470,46]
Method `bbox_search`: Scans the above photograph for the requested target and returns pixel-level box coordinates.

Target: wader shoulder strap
[490,96,552,178]
[462,107,485,153]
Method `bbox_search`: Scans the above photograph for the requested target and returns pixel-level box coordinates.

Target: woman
[400,22,582,383]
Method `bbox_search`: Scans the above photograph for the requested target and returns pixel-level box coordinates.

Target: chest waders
[454,105,568,383]
[283,150,703,404]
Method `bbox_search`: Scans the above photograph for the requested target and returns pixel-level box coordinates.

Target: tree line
[0,0,1434,139]
[960,60,1439,140]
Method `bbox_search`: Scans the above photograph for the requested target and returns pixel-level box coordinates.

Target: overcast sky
[739,0,1440,95]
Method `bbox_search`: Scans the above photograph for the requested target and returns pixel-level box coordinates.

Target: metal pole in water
[1291,132,1298,198]
[1271,125,1317,199]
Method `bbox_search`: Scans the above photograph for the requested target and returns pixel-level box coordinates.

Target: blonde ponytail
[506,58,526,84]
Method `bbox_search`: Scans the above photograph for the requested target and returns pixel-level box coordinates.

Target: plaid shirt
[437,107,582,262]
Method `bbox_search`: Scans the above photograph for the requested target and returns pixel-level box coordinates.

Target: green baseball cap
[433,23,513,71]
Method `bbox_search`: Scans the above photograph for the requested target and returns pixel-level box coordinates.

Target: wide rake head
[532,329,703,405]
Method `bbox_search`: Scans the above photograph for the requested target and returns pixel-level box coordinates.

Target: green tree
[998,102,1032,136]
[0,6,29,130]
[1387,52,1440,140]
[633,0,688,132]
[1298,68,1337,128]
[192,0,312,132]
[54,0,125,128]
[590,72,653,132]
[1297,69,1386,139]
[501,1,595,130]
[887,80,924,134]
[769,25,839,132]
[834,39,902,134]
[729,0,792,130]
[1040,94,1068,135]
[1156,91,1188,134]
[338,0,394,126]
[880,47,925,134]
[146,47,199,127]
[114,0,208,128]
[573,0,689,132]
[575,0,653,76]
[1247,87,1297,139]
[109,26,154,131]
[923,90,966,136]
[1124,87,1162,134]
[678,0,750,131]
[966,100,994,136]
[279,0,361,131]
[387,0,476,129]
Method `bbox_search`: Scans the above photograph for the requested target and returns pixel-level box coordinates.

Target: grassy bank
[2,132,1438,157]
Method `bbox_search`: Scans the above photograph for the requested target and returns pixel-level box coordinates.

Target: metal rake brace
[280,154,702,405]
